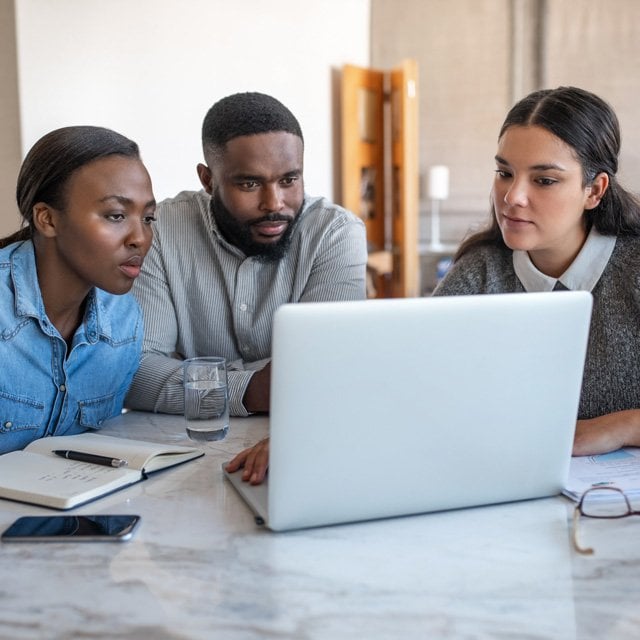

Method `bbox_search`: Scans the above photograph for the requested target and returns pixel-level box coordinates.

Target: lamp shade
[428,165,450,201]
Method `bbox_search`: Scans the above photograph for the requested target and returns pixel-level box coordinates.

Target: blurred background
[2,0,638,290]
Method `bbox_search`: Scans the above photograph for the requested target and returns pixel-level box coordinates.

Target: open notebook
[224,291,592,531]
[0,433,203,509]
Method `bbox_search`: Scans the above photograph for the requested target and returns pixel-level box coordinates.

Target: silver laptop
[224,291,592,531]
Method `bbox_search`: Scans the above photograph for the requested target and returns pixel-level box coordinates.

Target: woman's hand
[573,409,640,456]
[225,437,270,485]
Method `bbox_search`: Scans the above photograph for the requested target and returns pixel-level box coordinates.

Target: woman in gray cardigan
[435,86,640,457]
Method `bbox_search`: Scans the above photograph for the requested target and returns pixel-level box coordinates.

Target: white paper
[563,447,640,502]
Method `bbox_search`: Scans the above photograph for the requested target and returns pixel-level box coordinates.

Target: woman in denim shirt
[0,126,156,453]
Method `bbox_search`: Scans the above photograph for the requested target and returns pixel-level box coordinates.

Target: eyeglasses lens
[581,488,631,518]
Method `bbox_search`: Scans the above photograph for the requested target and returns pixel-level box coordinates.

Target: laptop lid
[226,291,592,531]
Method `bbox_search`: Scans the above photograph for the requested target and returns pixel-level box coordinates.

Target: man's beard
[210,190,301,262]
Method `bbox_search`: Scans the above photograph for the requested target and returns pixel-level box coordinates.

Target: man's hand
[225,438,270,485]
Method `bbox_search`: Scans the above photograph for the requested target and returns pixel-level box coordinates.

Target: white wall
[0,0,21,237]
[14,0,370,201]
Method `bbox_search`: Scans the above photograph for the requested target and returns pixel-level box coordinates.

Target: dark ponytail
[1,125,140,249]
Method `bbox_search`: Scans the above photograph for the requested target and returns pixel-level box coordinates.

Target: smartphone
[1,514,141,542]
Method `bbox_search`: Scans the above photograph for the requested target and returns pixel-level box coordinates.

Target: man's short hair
[202,92,303,157]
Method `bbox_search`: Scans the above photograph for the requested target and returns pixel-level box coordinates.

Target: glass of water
[183,357,229,441]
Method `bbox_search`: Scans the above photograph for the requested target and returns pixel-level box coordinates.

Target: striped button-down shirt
[126,190,367,416]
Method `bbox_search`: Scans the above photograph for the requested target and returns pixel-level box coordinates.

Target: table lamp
[428,165,450,251]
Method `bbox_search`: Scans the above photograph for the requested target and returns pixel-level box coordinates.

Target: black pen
[52,450,128,468]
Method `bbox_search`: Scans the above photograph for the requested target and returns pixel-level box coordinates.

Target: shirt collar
[11,240,109,343]
[10,241,42,316]
[513,227,616,292]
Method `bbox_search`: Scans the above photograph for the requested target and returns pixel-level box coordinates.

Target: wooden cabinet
[340,60,419,298]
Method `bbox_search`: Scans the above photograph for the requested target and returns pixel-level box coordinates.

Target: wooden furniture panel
[341,60,419,298]
[340,64,386,253]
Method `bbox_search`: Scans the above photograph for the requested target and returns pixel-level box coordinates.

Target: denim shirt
[0,241,143,453]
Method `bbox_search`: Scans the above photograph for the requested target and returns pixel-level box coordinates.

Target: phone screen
[1,514,141,542]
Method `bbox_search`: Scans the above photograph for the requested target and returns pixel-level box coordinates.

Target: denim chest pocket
[77,394,118,429]
[0,391,45,432]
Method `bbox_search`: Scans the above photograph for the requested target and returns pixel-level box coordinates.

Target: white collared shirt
[513,228,617,292]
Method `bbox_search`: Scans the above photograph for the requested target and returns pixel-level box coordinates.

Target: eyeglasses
[572,486,640,554]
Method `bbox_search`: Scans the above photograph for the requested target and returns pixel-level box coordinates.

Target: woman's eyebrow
[495,155,566,171]
[99,195,156,208]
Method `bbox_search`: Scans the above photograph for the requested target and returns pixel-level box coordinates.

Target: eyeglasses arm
[572,505,594,555]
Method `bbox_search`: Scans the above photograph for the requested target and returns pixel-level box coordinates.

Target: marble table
[1,411,639,639]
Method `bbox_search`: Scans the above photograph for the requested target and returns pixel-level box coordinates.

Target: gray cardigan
[434,236,640,419]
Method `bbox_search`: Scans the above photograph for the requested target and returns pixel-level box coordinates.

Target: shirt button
[4,421,12,428]
[239,303,248,312]
[60,384,67,392]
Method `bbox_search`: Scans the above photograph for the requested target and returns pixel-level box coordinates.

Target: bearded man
[127,92,367,416]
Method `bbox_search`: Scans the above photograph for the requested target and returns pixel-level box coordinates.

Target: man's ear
[197,163,214,194]
[32,203,58,238]
[585,172,609,210]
